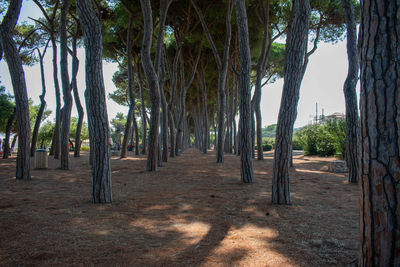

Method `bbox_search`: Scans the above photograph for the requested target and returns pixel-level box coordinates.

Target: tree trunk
[77,0,112,203]
[341,0,359,184]
[159,48,168,162]
[137,63,147,155]
[200,66,209,154]
[250,98,255,158]
[272,0,310,205]
[359,1,400,265]
[133,112,139,155]
[31,47,47,157]
[50,36,61,159]
[71,30,84,158]
[60,0,72,170]
[121,16,135,159]
[3,108,15,159]
[0,0,31,180]
[235,0,254,183]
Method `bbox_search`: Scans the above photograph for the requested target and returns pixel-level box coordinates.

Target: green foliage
[80,146,90,151]
[262,137,275,151]
[69,117,89,141]
[37,121,55,148]
[294,119,346,157]
[0,85,15,133]
[262,124,277,138]
[110,112,126,144]
[29,100,51,132]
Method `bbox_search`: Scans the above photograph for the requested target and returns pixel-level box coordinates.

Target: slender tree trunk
[71,30,84,158]
[77,0,112,203]
[359,1,400,265]
[121,16,135,159]
[3,108,15,159]
[50,36,61,159]
[341,0,359,184]
[133,112,139,155]
[0,0,30,179]
[200,68,209,154]
[250,98,255,157]
[272,0,310,204]
[235,0,254,183]
[60,0,72,170]
[137,63,147,155]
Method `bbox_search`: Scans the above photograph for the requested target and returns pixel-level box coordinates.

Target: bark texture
[3,108,15,159]
[272,0,310,204]
[341,0,360,183]
[0,0,31,180]
[60,0,72,170]
[77,0,112,203]
[235,0,254,183]
[359,1,400,265]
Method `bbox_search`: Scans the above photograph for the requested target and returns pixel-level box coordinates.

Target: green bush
[262,137,275,151]
[294,119,346,157]
[80,146,90,151]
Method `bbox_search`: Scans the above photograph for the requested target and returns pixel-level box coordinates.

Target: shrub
[80,146,90,151]
[262,137,275,151]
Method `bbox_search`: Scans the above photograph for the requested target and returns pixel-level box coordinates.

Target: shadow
[0,148,359,266]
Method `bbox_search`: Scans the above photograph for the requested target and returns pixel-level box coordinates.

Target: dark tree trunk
[272,0,310,205]
[140,0,170,171]
[250,98,255,158]
[77,0,112,203]
[192,0,233,163]
[60,0,72,170]
[160,53,168,162]
[121,16,135,159]
[3,108,15,159]
[235,0,254,183]
[133,112,139,155]
[341,0,359,184]
[0,0,31,179]
[31,46,48,157]
[50,36,61,159]
[200,64,209,154]
[137,63,147,155]
[71,29,84,158]
[359,1,400,265]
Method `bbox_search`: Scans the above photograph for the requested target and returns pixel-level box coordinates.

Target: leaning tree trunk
[140,0,162,171]
[0,0,31,180]
[3,108,15,159]
[77,0,112,203]
[121,16,135,159]
[272,0,310,205]
[60,0,72,170]
[341,0,359,184]
[71,29,84,158]
[31,47,47,157]
[137,63,147,155]
[359,1,400,265]
[235,0,254,183]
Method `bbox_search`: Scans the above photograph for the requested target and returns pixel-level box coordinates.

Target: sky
[0,0,359,129]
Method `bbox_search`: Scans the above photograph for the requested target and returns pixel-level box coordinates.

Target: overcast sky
[0,0,359,129]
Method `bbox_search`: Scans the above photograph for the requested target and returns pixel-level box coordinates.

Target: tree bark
[272,0,310,204]
[235,0,254,183]
[136,63,147,155]
[77,0,112,203]
[31,47,48,157]
[359,1,400,265]
[60,0,72,170]
[0,0,31,180]
[341,0,359,184]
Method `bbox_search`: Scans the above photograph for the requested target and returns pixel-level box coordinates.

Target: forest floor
[0,148,359,266]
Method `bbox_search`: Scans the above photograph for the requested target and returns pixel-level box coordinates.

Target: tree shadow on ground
[0,149,359,266]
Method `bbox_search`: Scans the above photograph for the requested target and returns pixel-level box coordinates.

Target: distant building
[320,112,345,123]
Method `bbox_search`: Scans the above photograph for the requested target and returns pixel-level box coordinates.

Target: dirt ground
[0,148,359,266]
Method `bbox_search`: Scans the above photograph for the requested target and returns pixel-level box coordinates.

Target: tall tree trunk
[77,0,112,203]
[160,50,168,162]
[137,63,147,155]
[250,98,255,158]
[133,112,139,155]
[3,108,15,159]
[140,0,170,171]
[192,0,233,163]
[50,36,61,159]
[235,0,254,183]
[341,0,359,184]
[359,1,400,265]
[121,16,135,159]
[0,0,30,180]
[200,65,209,154]
[60,0,72,170]
[31,47,47,157]
[272,0,310,204]
[71,29,84,158]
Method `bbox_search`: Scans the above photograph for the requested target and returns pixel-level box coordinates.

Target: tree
[235,0,254,183]
[341,0,359,183]
[0,0,31,180]
[272,0,310,204]
[359,0,400,265]
[77,0,112,203]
